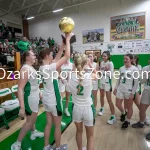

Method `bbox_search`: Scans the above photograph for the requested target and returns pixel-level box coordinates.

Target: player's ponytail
[74,54,87,85]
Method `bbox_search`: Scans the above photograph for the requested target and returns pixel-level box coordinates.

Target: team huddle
[10,33,150,150]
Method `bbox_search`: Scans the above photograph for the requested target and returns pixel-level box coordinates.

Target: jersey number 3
[77,85,84,95]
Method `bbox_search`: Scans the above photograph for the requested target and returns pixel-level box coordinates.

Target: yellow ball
[59,17,75,33]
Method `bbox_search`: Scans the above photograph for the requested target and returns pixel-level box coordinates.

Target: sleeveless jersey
[68,72,93,106]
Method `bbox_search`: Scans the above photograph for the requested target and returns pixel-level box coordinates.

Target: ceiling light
[26,16,34,20]
[53,9,63,13]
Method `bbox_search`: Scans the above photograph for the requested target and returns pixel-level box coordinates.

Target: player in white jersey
[87,52,99,108]
[132,65,150,139]
[133,55,142,109]
[39,33,72,150]
[68,53,97,150]
[59,59,73,116]
[98,51,116,125]
[114,54,139,130]
[11,51,44,150]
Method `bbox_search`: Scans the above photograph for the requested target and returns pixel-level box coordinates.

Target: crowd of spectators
[0,36,56,69]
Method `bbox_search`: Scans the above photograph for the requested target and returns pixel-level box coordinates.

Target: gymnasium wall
[29,0,150,68]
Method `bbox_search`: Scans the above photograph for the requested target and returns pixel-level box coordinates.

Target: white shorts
[92,80,98,91]
[116,89,131,100]
[72,105,95,126]
[99,83,112,92]
[140,89,150,105]
[43,103,63,116]
[59,80,70,93]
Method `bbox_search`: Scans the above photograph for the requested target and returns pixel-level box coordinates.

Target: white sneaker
[64,109,70,117]
[145,117,150,126]
[107,116,116,125]
[55,144,68,150]
[11,142,21,150]
[98,108,104,116]
[43,145,54,150]
[30,129,44,140]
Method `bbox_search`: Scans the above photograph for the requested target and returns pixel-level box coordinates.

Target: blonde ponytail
[74,54,88,88]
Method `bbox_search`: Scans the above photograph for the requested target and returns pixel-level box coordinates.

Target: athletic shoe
[54,144,68,150]
[43,145,54,150]
[98,108,104,116]
[64,109,70,117]
[107,116,116,125]
[120,112,127,122]
[146,133,150,140]
[132,122,144,128]
[30,129,44,140]
[121,121,130,130]
[145,117,150,126]
[11,142,21,150]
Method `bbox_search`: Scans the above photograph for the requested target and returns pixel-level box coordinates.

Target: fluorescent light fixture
[53,8,63,13]
[26,16,34,20]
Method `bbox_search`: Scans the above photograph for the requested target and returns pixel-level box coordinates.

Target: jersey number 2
[77,85,84,95]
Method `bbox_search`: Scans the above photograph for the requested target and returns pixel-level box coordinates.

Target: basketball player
[87,52,99,108]
[68,53,97,150]
[59,59,73,116]
[39,33,72,150]
[98,51,116,125]
[114,54,139,130]
[11,51,44,150]
[132,64,150,140]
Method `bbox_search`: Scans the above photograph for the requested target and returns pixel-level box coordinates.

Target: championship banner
[110,12,145,41]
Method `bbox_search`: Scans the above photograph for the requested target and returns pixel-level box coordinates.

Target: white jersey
[22,64,40,100]
[100,61,114,85]
[136,64,142,71]
[39,63,60,105]
[68,72,93,107]
[140,65,150,90]
[22,64,40,113]
[115,65,139,94]
[60,62,73,85]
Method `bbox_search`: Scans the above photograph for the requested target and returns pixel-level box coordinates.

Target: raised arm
[56,33,72,70]
[53,42,65,62]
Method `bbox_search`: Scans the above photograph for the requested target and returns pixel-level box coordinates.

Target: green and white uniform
[68,72,95,126]
[23,64,40,115]
[85,62,98,90]
[59,61,73,93]
[135,64,142,94]
[115,65,139,100]
[99,61,114,92]
[39,63,62,116]
[140,65,150,104]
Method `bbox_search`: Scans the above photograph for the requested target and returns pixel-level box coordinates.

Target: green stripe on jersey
[24,82,32,114]
[53,79,63,116]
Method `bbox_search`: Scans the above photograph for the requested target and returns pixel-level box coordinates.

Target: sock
[65,108,68,111]
[101,107,104,110]
[111,115,115,118]
[56,147,60,150]
[140,121,144,124]
[16,140,21,146]
[126,119,130,122]
[122,111,126,115]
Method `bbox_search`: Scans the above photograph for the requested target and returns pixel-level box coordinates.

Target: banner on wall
[82,28,104,44]
[110,12,145,41]
[107,40,150,55]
